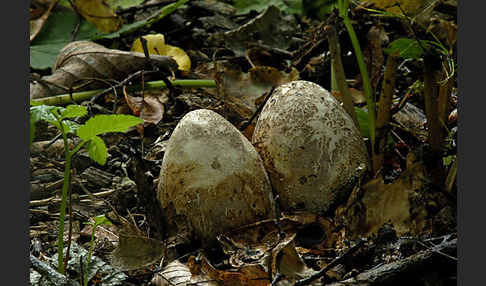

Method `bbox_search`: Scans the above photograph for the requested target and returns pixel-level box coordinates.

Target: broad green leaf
[62,120,82,134]
[233,0,302,15]
[60,105,88,120]
[30,105,58,123]
[77,114,142,141]
[92,214,113,226]
[355,107,370,138]
[30,10,101,70]
[385,38,430,60]
[86,136,108,165]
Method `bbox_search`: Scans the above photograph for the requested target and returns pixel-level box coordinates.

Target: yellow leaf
[74,0,122,33]
[131,34,191,72]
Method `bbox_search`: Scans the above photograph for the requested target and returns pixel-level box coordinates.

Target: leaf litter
[29,1,457,285]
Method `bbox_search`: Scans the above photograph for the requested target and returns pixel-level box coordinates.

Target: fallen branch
[30,79,217,106]
[30,254,81,286]
[328,238,457,286]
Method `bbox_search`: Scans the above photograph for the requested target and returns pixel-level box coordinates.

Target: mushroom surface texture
[158,109,275,244]
[252,80,369,214]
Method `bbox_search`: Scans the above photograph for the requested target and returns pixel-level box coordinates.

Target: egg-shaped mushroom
[252,80,369,214]
[158,109,275,244]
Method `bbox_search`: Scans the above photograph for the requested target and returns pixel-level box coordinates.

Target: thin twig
[293,239,366,286]
[239,86,276,131]
[30,254,81,286]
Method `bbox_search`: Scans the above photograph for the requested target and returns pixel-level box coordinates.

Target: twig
[293,239,366,286]
[30,254,81,286]
[31,79,217,106]
[270,273,284,286]
[327,238,457,286]
[239,86,275,131]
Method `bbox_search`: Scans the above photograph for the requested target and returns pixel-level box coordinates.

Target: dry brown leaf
[123,87,166,126]
[338,160,431,239]
[30,0,59,42]
[110,234,165,271]
[271,235,318,283]
[151,260,194,286]
[215,60,299,125]
[30,41,178,99]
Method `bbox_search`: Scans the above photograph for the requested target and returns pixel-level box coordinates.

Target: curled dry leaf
[123,87,166,125]
[29,0,59,42]
[215,60,298,123]
[30,41,178,99]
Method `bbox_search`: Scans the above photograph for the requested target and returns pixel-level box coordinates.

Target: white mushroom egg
[158,109,275,244]
[252,80,369,214]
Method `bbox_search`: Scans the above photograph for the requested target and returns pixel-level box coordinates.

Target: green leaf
[385,38,430,60]
[233,0,302,15]
[30,105,58,123]
[77,114,142,141]
[92,214,113,226]
[62,120,82,134]
[30,10,101,70]
[30,116,36,148]
[86,136,108,165]
[355,107,370,138]
[60,105,88,120]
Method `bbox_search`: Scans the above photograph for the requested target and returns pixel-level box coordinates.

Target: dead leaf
[30,0,59,42]
[151,260,194,286]
[30,41,178,99]
[339,161,431,238]
[123,87,166,125]
[214,60,299,130]
[393,103,428,142]
[110,234,165,271]
[221,5,296,57]
[272,234,318,283]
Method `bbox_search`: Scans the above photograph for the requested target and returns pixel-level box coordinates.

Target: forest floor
[29,1,457,285]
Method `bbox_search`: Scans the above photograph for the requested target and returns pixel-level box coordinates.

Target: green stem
[57,131,71,273]
[340,1,376,145]
[84,223,98,286]
[31,79,217,106]
[57,135,87,273]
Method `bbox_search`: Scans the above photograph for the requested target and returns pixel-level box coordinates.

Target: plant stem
[57,132,71,274]
[31,79,217,106]
[326,23,359,127]
[373,53,399,173]
[57,135,87,273]
[84,224,98,286]
[339,0,376,145]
